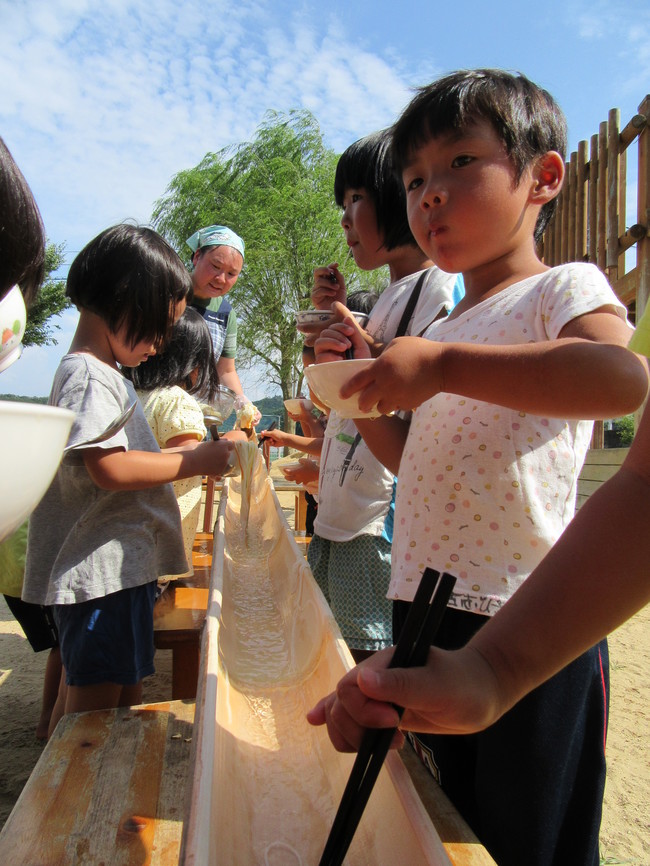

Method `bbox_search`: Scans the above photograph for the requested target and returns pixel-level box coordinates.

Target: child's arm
[342,309,648,420]
[259,428,323,456]
[308,400,650,749]
[82,438,234,491]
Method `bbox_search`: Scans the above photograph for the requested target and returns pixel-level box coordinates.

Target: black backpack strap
[394,269,428,338]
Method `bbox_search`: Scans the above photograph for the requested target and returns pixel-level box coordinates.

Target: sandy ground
[1,475,648,862]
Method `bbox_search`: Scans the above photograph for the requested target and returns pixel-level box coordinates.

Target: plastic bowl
[204,384,238,424]
[303,359,380,419]
[0,401,75,542]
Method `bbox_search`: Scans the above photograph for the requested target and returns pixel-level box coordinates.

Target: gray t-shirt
[23,353,188,605]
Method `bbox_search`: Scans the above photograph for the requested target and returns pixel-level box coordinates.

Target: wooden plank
[0,701,195,866]
[576,448,628,509]
[579,447,628,467]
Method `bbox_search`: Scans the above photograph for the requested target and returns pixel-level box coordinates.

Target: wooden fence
[540,94,650,447]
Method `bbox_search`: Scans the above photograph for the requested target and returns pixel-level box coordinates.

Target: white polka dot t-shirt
[389,263,631,614]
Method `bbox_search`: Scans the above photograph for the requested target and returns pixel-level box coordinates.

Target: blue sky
[1,0,648,399]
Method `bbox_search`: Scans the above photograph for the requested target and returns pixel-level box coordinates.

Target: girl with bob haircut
[23,224,236,735]
[307,129,462,663]
[333,129,417,252]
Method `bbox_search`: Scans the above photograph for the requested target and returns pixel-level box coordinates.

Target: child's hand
[259,428,290,448]
[314,310,373,364]
[306,643,504,750]
[200,439,236,477]
[312,263,346,309]
[340,336,444,415]
[282,457,319,486]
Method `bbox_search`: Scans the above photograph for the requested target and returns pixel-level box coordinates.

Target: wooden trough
[180,446,455,866]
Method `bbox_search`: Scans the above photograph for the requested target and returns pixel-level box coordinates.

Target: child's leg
[37,646,62,739]
[64,682,125,714]
[47,665,68,739]
[64,680,143,714]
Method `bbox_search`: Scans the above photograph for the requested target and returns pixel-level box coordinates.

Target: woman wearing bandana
[186,224,257,416]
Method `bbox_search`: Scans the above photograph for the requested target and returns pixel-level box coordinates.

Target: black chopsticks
[318,567,456,866]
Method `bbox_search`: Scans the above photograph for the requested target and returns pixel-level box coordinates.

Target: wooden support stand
[153,533,212,700]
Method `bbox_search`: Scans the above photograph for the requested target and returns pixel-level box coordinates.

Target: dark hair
[67,224,192,348]
[347,289,380,315]
[0,137,46,305]
[334,129,417,251]
[122,307,219,402]
[392,69,567,240]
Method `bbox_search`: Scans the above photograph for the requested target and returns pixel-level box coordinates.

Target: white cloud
[2,0,647,398]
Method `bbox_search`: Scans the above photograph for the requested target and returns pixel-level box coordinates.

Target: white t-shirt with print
[388,263,631,613]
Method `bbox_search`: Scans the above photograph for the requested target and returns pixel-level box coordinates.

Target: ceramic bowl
[0,401,75,542]
[295,309,369,334]
[303,359,380,419]
[0,286,27,373]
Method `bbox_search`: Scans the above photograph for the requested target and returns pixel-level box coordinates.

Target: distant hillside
[0,394,48,404]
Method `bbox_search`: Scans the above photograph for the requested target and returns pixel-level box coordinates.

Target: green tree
[23,242,71,347]
[153,110,386,404]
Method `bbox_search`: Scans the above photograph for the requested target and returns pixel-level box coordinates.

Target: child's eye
[452,154,474,168]
[405,177,423,192]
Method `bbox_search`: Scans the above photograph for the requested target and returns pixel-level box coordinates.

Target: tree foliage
[23,242,71,347]
[153,110,385,400]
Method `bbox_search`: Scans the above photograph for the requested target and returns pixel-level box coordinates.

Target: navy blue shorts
[393,602,608,866]
[3,595,58,652]
[53,582,156,687]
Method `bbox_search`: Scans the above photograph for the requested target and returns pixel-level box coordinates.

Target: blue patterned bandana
[186,225,245,261]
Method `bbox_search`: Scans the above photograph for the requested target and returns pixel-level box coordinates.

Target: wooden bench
[0,699,195,866]
[153,533,212,701]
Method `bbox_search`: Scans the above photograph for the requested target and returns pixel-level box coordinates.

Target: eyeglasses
[0,285,27,373]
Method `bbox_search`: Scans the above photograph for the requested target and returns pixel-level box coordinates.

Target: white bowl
[0,401,75,542]
[0,286,27,373]
[303,359,380,419]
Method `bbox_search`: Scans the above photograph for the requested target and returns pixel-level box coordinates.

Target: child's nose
[421,179,448,208]
[340,209,351,229]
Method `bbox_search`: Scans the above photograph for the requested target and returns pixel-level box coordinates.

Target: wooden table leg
[294,490,308,533]
[171,643,200,701]
[202,476,215,533]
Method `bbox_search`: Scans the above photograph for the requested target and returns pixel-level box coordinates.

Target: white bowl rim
[0,401,75,421]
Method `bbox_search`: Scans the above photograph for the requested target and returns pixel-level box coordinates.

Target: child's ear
[531,151,565,204]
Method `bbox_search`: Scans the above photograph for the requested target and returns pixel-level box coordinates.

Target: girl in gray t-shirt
[23,224,236,736]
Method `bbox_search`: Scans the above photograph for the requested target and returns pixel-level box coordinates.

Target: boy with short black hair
[309,69,648,866]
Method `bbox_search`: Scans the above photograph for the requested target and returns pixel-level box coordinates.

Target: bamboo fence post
[577,140,589,261]
[588,133,599,264]
[597,121,608,272]
[606,108,621,283]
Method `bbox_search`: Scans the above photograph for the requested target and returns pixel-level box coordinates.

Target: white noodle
[263,840,304,865]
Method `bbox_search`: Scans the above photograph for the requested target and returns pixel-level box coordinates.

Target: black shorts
[3,595,59,652]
